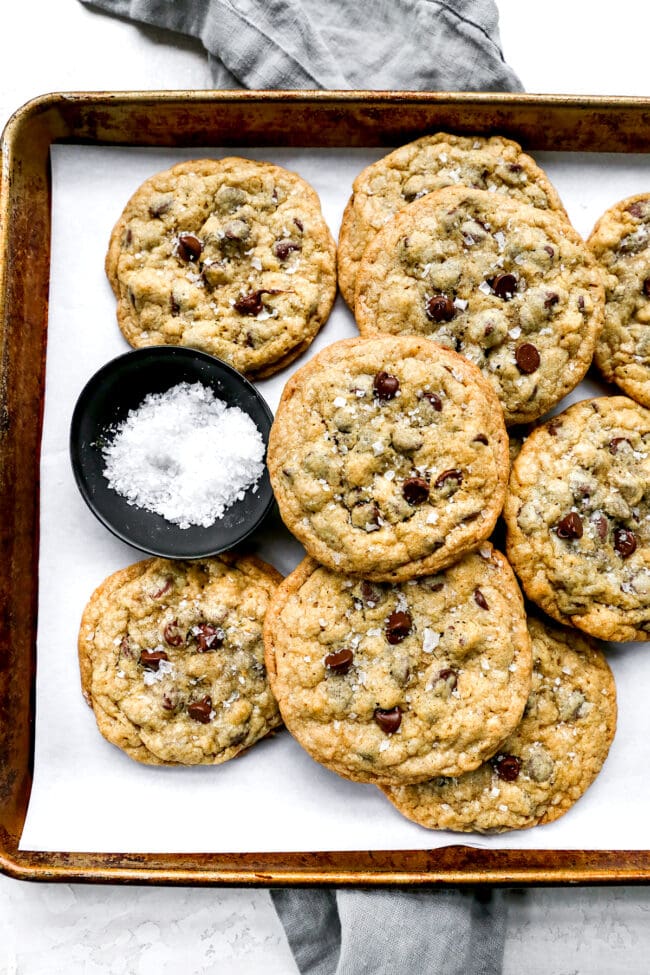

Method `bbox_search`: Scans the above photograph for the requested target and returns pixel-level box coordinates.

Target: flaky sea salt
[102,382,265,529]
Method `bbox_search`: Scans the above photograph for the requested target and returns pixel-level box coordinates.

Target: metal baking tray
[2,90,650,886]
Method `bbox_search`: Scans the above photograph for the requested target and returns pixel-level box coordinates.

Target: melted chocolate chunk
[386,611,412,644]
[176,233,202,262]
[609,437,631,454]
[139,649,169,671]
[195,623,224,652]
[491,754,521,781]
[473,588,489,610]
[163,621,184,647]
[233,289,281,316]
[614,528,637,558]
[421,391,442,411]
[274,239,301,261]
[373,371,400,400]
[490,273,517,300]
[374,706,402,734]
[555,512,583,540]
[591,512,609,541]
[324,648,354,675]
[434,468,463,489]
[402,476,430,505]
[515,343,541,374]
[361,581,382,607]
[426,294,456,323]
[187,696,213,724]
[544,292,559,309]
[436,668,458,690]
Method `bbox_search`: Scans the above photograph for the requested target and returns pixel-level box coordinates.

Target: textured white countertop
[2,1,650,971]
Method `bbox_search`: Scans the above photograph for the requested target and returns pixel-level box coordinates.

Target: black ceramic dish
[70,346,275,559]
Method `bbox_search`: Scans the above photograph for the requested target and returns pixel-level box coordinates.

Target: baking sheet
[18,143,650,853]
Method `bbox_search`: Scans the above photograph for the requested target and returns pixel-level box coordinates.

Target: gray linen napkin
[78,0,522,92]
[78,1,518,970]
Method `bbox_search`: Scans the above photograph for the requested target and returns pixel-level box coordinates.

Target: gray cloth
[271,887,507,974]
[77,0,518,971]
[78,0,522,92]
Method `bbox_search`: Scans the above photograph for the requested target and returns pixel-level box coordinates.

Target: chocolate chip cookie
[78,554,282,765]
[505,396,650,641]
[337,133,567,308]
[267,336,509,582]
[382,616,616,832]
[355,186,604,425]
[264,548,532,785]
[589,194,650,406]
[106,158,337,379]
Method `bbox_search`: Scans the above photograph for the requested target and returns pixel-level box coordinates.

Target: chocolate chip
[473,434,488,445]
[420,391,442,412]
[293,217,304,232]
[386,611,412,644]
[161,694,176,711]
[426,294,456,322]
[233,289,281,316]
[170,294,180,316]
[149,198,171,218]
[544,292,559,309]
[402,476,430,505]
[628,202,645,218]
[163,621,183,647]
[436,668,458,690]
[139,649,169,671]
[473,588,489,610]
[195,623,224,652]
[124,229,133,246]
[614,528,637,558]
[152,577,173,599]
[187,696,213,724]
[609,437,631,454]
[491,753,521,781]
[592,512,609,540]
[374,706,402,734]
[373,371,400,400]
[578,295,585,311]
[361,581,381,607]
[490,273,517,300]
[556,512,583,539]
[515,343,541,374]
[119,636,133,658]
[544,245,555,258]
[434,468,463,489]
[547,420,561,436]
[644,278,650,298]
[325,648,354,674]
[176,233,202,262]
[274,239,301,261]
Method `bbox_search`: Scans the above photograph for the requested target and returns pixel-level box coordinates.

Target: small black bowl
[70,346,275,559]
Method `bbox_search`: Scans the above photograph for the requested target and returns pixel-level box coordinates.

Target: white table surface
[3,1,650,972]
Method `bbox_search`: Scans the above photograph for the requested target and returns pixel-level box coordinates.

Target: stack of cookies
[80,131,650,835]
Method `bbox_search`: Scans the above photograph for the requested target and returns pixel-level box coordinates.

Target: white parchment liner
[19,144,650,852]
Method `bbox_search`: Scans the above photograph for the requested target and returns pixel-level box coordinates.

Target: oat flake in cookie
[337,132,567,308]
[267,336,509,582]
[355,186,604,426]
[505,396,650,642]
[105,158,337,378]
[382,616,616,832]
[589,194,650,407]
[264,549,532,785]
[78,554,282,765]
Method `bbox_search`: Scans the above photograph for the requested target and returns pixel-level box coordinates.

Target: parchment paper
[19,144,650,852]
